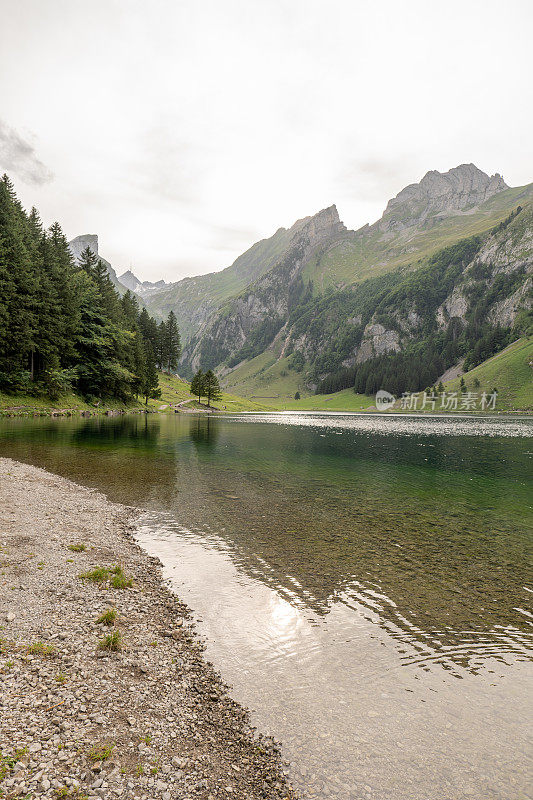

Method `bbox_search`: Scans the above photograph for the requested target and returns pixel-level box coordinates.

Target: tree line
[0,175,181,403]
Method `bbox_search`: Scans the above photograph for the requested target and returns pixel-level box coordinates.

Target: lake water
[1,412,532,799]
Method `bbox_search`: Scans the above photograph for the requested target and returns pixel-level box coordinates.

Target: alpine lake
[1,411,531,800]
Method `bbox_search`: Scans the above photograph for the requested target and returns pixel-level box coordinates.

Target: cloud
[0,120,53,185]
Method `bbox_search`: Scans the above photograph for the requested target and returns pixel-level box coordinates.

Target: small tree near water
[143,344,161,405]
[294,391,300,400]
[190,370,205,403]
[203,370,222,407]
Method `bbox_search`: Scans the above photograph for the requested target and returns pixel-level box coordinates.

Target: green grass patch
[27,641,56,657]
[149,371,273,413]
[68,543,86,553]
[79,566,109,583]
[88,743,115,762]
[443,337,533,411]
[0,748,28,782]
[96,608,117,626]
[98,630,122,651]
[110,565,133,589]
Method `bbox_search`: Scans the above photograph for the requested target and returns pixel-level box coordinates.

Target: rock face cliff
[133,209,346,343]
[183,206,347,371]
[68,234,99,263]
[204,200,531,397]
[379,164,508,232]
[294,203,532,384]
[67,234,124,292]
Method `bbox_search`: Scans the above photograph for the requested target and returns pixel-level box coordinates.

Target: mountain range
[68,163,533,396]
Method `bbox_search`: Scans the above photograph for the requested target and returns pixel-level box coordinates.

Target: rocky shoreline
[0,458,297,800]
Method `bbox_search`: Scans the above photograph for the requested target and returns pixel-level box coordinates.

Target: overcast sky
[1,0,532,282]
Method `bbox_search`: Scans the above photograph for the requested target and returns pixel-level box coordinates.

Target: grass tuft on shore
[79,566,109,583]
[96,608,117,626]
[98,630,122,651]
[27,641,56,657]
[88,743,115,762]
[68,543,86,553]
[79,565,133,589]
[110,565,133,589]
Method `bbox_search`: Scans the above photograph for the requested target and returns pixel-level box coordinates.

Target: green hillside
[221,349,314,401]
[442,338,533,411]
[304,182,533,291]
[154,372,273,412]
[222,339,533,414]
[222,351,375,410]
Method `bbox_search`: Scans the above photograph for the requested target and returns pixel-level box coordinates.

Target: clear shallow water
[1,412,532,799]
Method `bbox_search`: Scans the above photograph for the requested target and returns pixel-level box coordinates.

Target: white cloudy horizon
[1,0,532,282]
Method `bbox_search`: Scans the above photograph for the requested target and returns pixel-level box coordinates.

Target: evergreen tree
[92,257,120,319]
[120,290,140,328]
[142,343,161,404]
[78,245,99,276]
[190,370,205,403]
[0,177,165,402]
[139,307,158,353]
[131,332,146,398]
[203,369,222,407]
[164,310,181,373]
[156,320,167,370]
[0,174,36,386]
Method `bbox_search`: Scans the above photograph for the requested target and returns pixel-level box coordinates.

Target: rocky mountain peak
[118,269,142,292]
[118,270,167,297]
[294,204,346,245]
[379,164,509,233]
[68,233,99,263]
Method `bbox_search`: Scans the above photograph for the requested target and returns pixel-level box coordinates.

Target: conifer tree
[156,320,167,370]
[0,176,165,402]
[164,310,181,373]
[203,369,222,407]
[0,174,36,385]
[139,307,158,354]
[142,343,161,404]
[190,370,205,403]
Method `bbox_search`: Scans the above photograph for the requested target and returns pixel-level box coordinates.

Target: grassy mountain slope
[142,224,301,340]
[223,338,533,412]
[155,372,272,412]
[222,351,303,400]
[304,182,533,291]
[442,337,533,411]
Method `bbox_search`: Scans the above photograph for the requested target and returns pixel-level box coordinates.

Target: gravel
[0,457,298,800]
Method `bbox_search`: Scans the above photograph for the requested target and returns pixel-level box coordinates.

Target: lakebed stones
[0,457,297,800]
